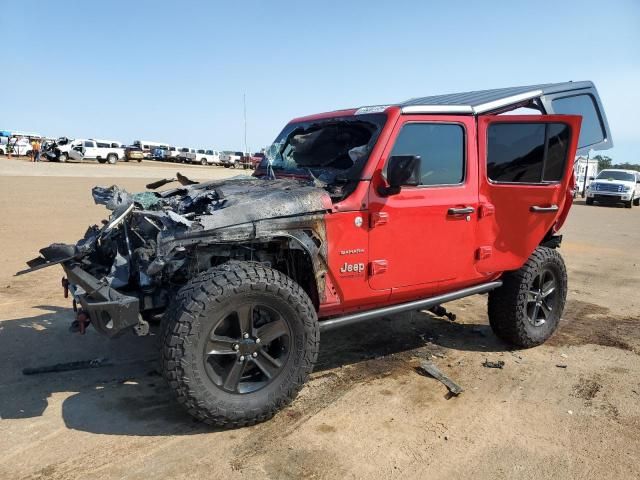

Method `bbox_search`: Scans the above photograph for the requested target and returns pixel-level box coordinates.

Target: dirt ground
[0,156,638,479]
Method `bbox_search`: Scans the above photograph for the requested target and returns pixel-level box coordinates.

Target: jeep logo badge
[340,262,365,274]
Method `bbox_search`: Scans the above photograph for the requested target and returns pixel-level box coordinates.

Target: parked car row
[2,132,267,169]
[150,145,265,169]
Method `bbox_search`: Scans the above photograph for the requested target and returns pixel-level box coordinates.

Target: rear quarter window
[551,94,604,149]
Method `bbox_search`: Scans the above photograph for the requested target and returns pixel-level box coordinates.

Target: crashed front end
[19,177,332,337]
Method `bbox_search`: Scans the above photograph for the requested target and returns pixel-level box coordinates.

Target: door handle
[530,205,559,213]
[447,207,475,216]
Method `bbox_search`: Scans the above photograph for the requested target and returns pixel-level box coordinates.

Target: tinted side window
[487,123,570,183]
[390,123,464,185]
[551,94,603,149]
[84,141,94,147]
[543,124,570,181]
[487,124,545,183]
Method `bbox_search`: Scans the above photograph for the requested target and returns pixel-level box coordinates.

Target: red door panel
[368,115,481,294]
[476,115,582,274]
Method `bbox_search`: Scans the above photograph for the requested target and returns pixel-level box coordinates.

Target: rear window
[487,123,570,183]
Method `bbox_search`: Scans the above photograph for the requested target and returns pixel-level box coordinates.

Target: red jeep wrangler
[21,81,612,427]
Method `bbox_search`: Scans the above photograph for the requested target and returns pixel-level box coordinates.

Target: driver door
[368,115,481,298]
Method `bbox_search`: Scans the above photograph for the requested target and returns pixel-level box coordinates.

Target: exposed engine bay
[19,174,333,336]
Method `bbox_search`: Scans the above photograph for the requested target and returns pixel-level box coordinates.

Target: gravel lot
[0,156,638,479]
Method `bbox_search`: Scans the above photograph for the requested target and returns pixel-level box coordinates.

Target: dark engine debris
[18,174,333,337]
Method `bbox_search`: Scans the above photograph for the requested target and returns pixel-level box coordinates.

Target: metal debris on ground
[419,360,464,396]
[427,304,457,321]
[482,359,505,369]
[22,358,112,375]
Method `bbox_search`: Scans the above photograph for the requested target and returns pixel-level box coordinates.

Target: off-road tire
[162,262,319,427]
[586,197,594,205]
[488,247,567,348]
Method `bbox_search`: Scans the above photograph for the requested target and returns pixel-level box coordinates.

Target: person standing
[32,138,41,162]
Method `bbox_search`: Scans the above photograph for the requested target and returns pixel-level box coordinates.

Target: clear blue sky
[1,0,638,162]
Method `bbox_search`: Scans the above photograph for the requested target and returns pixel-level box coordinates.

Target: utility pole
[243,93,248,155]
[581,150,590,198]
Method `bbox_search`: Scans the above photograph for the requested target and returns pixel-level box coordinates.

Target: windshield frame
[261,113,388,180]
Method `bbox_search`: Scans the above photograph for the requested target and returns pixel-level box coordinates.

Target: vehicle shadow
[0,304,507,436]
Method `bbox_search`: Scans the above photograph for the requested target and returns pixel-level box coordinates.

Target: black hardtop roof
[398,81,595,114]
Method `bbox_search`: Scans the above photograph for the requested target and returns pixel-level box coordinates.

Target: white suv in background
[586,169,640,208]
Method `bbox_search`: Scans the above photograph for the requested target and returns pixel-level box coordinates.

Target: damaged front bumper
[63,263,142,337]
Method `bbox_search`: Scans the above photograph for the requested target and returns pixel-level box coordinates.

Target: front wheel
[488,247,567,348]
[162,262,319,427]
[625,199,633,209]
[58,153,68,163]
[633,195,640,207]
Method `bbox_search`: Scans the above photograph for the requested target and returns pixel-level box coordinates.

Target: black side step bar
[319,281,502,332]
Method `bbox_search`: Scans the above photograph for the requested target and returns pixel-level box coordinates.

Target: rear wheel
[201,158,207,165]
[162,262,319,427]
[107,154,117,165]
[488,247,567,348]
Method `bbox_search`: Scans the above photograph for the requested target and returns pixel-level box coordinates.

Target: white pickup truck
[59,139,124,164]
[197,149,221,165]
[586,169,640,208]
[219,150,243,168]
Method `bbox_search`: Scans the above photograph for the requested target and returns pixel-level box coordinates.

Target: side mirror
[380,155,421,196]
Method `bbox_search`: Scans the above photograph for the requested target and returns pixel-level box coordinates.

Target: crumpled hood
[186,177,332,231]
